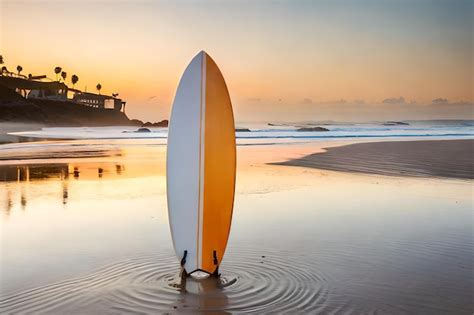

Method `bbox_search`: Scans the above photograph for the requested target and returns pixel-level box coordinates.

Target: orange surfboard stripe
[200,55,236,272]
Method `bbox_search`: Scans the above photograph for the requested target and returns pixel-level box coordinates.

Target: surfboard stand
[179,250,188,280]
[178,249,221,279]
[211,250,221,277]
[211,267,220,278]
[179,267,188,280]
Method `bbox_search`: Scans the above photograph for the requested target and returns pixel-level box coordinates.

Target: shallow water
[0,140,472,314]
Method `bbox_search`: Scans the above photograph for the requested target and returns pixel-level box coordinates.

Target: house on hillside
[0,76,126,112]
[0,76,67,101]
[71,90,125,111]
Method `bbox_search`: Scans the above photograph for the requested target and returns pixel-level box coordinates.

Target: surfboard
[167,51,236,275]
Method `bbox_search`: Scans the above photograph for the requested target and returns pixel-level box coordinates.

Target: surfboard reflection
[171,273,233,313]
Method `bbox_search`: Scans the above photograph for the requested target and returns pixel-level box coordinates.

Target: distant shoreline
[274,139,474,180]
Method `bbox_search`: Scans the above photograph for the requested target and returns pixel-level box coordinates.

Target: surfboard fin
[180,250,188,266]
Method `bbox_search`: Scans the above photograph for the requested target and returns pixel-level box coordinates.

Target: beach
[277,139,474,180]
[0,136,472,314]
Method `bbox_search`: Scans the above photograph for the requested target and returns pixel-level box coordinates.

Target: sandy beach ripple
[276,139,474,179]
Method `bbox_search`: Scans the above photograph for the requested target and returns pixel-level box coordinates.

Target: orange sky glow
[1,0,472,122]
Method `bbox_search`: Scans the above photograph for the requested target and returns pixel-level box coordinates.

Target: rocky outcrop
[142,120,169,127]
[129,119,144,126]
[236,128,251,132]
[382,121,409,126]
[136,127,151,133]
[297,127,329,132]
[30,98,132,126]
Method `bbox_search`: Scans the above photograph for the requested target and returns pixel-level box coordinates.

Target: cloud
[382,97,405,104]
[301,98,313,104]
[147,96,156,101]
[432,98,449,104]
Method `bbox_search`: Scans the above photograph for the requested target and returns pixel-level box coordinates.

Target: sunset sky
[1,0,472,122]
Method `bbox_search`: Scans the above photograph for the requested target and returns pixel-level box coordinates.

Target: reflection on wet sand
[0,163,128,182]
[73,167,80,178]
[20,187,26,209]
[0,164,69,182]
[0,141,123,161]
[4,190,12,216]
[0,163,127,214]
[62,180,68,205]
[172,275,230,313]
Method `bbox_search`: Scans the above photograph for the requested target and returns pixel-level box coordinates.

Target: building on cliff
[0,75,126,112]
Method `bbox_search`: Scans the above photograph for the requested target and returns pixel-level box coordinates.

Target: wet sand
[276,139,474,179]
[0,139,472,314]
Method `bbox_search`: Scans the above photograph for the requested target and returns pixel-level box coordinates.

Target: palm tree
[17,65,23,76]
[96,83,102,95]
[54,66,62,81]
[61,71,67,82]
[112,93,119,98]
[1,66,8,75]
[71,75,79,88]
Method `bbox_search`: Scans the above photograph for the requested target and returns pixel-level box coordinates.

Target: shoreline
[274,139,474,180]
[1,129,473,180]
[0,122,45,144]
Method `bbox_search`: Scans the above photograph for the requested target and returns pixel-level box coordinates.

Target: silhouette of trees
[17,65,23,76]
[112,93,119,98]
[61,71,67,82]
[96,83,102,95]
[0,55,4,65]
[71,74,79,88]
[54,66,62,81]
[1,66,8,75]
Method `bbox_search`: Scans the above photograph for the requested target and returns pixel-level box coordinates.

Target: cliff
[0,85,139,126]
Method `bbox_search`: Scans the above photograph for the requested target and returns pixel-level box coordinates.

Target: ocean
[6,120,474,145]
